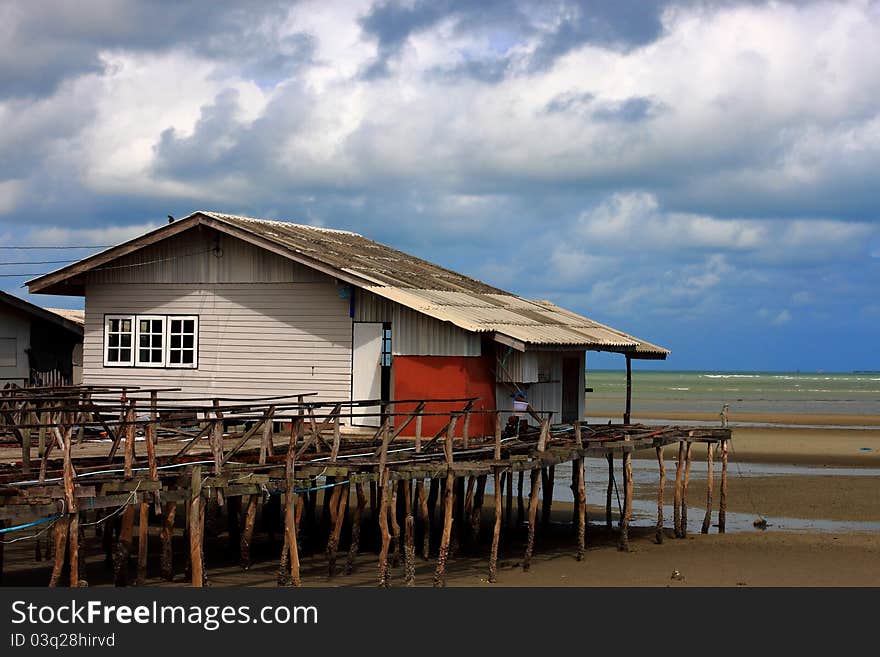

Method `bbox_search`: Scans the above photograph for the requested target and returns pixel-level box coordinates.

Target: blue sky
[1,0,878,372]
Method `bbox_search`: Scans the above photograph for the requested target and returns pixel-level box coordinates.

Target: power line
[0,245,111,250]
[0,259,79,265]
[0,249,215,278]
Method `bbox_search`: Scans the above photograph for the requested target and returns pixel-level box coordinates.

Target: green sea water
[584,370,880,421]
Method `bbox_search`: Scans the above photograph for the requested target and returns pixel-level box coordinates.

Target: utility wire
[0,245,112,249]
[0,259,79,265]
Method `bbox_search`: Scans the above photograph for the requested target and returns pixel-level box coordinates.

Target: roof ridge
[200,211,362,237]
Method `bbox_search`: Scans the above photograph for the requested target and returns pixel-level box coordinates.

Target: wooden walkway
[0,385,731,587]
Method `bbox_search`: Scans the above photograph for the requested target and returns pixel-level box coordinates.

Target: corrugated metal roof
[44,308,85,326]
[26,211,669,358]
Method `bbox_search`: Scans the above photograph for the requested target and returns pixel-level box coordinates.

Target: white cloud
[24,222,160,247]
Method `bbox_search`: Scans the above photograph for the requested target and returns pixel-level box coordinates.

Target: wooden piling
[433,470,455,587]
[136,503,149,585]
[523,466,541,571]
[575,458,586,561]
[389,480,402,567]
[48,516,69,588]
[673,441,684,538]
[541,465,554,527]
[681,441,693,537]
[283,421,301,587]
[345,482,366,575]
[618,452,633,552]
[115,505,135,587]
[403,481,416,586]
[327,483,348,577]
[378,472,392,588]
[516,471,524,526]
[701,442,715,534]
[655,446,665,544]
[188,465,204,587]
[605,453,613,528]
[719,440,728,533]
[488,466,503,583]
[240,495,258,569]
[160,502,177,580]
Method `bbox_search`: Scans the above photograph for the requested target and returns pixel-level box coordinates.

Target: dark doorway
[561,356,580,424]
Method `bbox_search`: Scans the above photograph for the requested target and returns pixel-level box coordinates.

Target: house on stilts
[26,211,666,430]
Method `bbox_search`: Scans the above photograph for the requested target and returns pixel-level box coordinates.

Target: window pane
[169,351,181,364]
[182,335,193,348]
[120,335,131,348]
[120,348,131,361]
[109,334,119,347]
[180,350,193,364]
[183,320,194,333]
[122,320,131,332]
[140,335,150,347]
[152,349,162,361]
[140,320,148,332]
[152,319,161,332]
[170,335,180,348]
[108,348,118,362]
[109,319,119,331]
[140,349,150,362]
[152,334,162,347]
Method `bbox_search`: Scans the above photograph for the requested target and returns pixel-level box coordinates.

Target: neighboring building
[27,211,667,433]
[0,291,84,386]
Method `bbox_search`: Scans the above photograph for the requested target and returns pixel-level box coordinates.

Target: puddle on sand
[484,458,880,535]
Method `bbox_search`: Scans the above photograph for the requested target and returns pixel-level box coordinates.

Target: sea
[584,370,880,424]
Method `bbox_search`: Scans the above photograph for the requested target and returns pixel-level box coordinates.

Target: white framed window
[103,314,198,369]
[135,315,166,367]
[168,316,198,368]
[104,315,134,366]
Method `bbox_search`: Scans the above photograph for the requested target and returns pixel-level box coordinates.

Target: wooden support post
[673,441,684,538]
[433,416,457,587]
[624,355,632,424]
[701,442,715,534]
[470,474,486,545]
[523,466,541,571]
[389,480,401,567]
[463,475,476,538]
[115,505,135,587]
[433,471,455,587]
[488,466,503,583]
[48,516,70,588]
[327,483,347,577]
[655,446,666,544]
[681,441,693,537]
[377,471,392,588]
[618,451,633,552]
[575,458,586,561]
[505,468,513,528]
[123,402,136,480]
[68,511,80,587]
[259,412,273,465]
[160,502,177,580]
[462,411,471,449]
[404,480,416,586]
[211,400,224,477]
[719,440,728,533]
[516,471,525,526]
[240,495,258,570]
[136,503,149,585]
[418,478,430,560]
[345,482,367,575]
[283,421,301,587]
[188,465,204,587]
[606,453,614,528]
[541,465,554,527]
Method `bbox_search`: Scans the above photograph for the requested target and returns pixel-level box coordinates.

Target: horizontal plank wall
[354,290,480,357]
[83,283,352,400]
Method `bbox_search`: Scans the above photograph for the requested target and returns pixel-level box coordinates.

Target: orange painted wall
[393,355,496,437]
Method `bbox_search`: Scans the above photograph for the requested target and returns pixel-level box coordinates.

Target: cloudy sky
[1,0,878,371]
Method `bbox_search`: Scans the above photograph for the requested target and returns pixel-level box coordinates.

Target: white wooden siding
[354,289,481,356]
[86,226,329,285]
[82,283,352,401]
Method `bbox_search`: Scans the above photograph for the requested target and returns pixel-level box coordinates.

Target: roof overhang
[0,291,84,337]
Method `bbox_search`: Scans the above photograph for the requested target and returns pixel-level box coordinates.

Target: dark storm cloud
[0,0,308,99]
